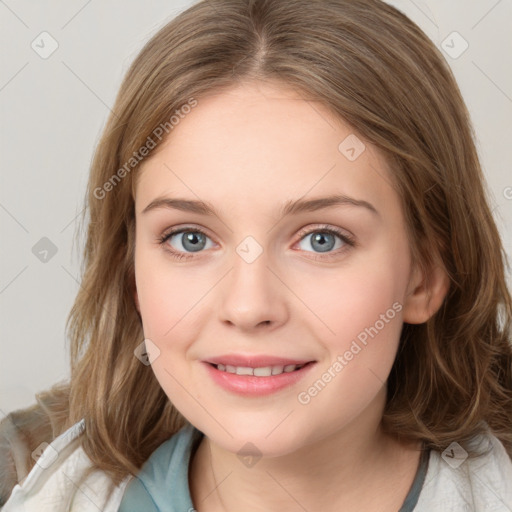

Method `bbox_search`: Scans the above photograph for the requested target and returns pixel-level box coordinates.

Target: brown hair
[6,0,512,496]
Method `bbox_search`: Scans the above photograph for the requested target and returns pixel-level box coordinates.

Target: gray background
[1,0,511,417]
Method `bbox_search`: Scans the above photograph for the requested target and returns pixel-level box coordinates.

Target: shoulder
[1,416,132,512]
[415,432,512,511]
[0,412,29,505]
[0,407,54,506]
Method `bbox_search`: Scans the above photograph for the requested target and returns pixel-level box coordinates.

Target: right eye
[159,226,216,260]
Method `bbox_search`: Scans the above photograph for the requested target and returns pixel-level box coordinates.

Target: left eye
[296,229,348,254]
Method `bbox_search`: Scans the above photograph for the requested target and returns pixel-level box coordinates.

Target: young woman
[2,0,511,510]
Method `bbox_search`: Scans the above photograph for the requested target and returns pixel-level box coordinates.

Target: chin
[200,417,309,458]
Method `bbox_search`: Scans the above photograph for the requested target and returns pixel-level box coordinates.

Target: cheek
[289,253,407,431]
[134,245,206,340]
[292,258,405,436]
[134,251,206,409]
[291,250,405,354]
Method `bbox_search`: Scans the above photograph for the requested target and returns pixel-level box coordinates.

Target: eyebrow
[141,194,380,219]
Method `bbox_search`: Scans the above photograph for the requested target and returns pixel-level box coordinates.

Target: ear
[402,260,450,324]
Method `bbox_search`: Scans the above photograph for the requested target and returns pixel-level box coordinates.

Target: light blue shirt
[118,423,203,512]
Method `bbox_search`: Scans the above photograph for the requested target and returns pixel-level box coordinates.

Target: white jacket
[2,417,512,511]
[1,418,132,511]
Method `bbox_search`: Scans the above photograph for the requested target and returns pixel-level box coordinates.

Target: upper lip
[204,354,316,367]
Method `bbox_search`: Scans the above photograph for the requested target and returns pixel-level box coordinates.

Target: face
[133,80,418,457]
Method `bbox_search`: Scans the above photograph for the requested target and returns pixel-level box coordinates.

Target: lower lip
[202,361,316,397]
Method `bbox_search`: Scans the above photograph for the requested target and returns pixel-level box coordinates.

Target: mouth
[207,361,313,377]
[202,360,317,396]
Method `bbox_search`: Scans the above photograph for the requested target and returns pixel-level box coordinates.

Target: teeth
[214,363,305,376]
[236,366,254,376]
[254,367,272,377]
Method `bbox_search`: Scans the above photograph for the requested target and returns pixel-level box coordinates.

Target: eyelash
[157,224,356,261]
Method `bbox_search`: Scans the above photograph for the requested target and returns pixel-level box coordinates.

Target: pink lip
[204,354,315,367]
[202,360,317,397]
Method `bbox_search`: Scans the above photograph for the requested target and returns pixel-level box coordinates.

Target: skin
[132,80,449,511]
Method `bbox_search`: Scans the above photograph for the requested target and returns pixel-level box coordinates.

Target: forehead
[134,81,400,222]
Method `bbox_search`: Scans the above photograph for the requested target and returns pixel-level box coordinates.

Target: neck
[189,391,422,512]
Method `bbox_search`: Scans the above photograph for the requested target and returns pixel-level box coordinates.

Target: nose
[218,247,288,332]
